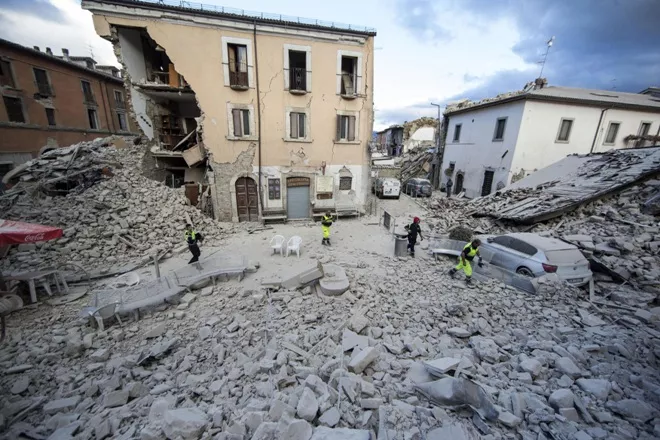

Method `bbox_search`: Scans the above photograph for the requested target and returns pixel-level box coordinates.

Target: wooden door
[235,177,258,222]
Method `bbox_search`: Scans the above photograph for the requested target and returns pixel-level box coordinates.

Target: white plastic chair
[286,236,303,258]
[270,235,286,256]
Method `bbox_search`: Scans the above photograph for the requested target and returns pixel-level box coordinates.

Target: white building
[441,85,660,198]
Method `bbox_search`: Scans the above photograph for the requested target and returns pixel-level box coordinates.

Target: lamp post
[430,102,442,188]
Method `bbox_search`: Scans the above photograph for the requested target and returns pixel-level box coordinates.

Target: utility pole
[430,102,442,188]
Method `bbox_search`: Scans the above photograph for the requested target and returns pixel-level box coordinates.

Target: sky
[1,0,658,131]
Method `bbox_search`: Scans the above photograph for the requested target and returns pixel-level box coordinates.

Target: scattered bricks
[296,388,319,422]
[44,396,81,414]
[555,357,582,379]
[548,389,575,410]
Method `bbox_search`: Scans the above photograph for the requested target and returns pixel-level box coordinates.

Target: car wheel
[516,267,534,277]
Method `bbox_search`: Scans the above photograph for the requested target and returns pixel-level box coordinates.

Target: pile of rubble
[1,253,659,439]
[399,148,434,183]
[1,137,227,273]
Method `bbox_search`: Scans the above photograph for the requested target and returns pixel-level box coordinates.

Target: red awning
[0,219,63,247]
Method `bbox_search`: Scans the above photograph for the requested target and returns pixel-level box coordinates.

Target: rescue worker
[449,239,483,284]
[321,212,333,246]
[404,217,423,257]
[446,178,453,198]
[184,224,204,264]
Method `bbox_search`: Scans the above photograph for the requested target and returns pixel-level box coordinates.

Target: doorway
[235,177,258,222]
[454,173,464,194]
[286,177,310,219]
[481,170,494,196]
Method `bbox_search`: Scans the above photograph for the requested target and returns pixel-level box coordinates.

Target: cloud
[0,0,68,22]
[394,0,451,42]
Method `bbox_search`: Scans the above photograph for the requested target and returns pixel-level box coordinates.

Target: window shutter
[336,115,341,141]
[232,109,241,136]
[242,110,250,136]
[228,46,237,72]
[237,46,247,72]
[299,113,305,138]
[290,112,298,139]
[348,116,356,141]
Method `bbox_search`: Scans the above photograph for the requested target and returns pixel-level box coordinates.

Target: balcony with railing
[83,91,96,105]
[35,81,54,97]
[229,62,249,90]
[339,73,357,99]
[289,67,307,94]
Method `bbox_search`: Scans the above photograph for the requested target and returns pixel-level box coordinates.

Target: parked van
[374,177,401,199]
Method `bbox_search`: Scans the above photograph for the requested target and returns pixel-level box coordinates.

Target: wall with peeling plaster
[88,4,374,221]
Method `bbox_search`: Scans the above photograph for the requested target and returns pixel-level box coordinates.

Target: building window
[556,118,573,142]
[268,178,281,200]
[81,80,95,104]
[340,55,358,96]
[604,122,620,145]
[493,117,507,141]
[288,50,307,91]
[453,124,462,142]
[33,68,52,96]
[87,108,99,129]
[45,108,56,126]
[481,169,494,196]
[336,114,356,141]
[290,112,306,139]
[117,112,127,131]
[3,96,25,123]
[0,60,15,88]
[638,122,651,137]
[339,176,352,190]
[231,108,250,137]
[114,90,125,109]
[227,43,248,88]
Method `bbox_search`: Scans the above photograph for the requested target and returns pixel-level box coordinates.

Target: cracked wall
[89,7,374,219]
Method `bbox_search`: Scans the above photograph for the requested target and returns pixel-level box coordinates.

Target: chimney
[46,47,53,56]
[62,48,70,61]
[33,46,40,51]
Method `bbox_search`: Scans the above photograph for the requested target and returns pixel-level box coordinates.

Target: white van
[375,177,401,199]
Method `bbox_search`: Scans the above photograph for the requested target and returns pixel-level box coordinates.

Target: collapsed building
[82,0,376,222]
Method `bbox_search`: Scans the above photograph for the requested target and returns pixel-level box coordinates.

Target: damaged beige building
[82,0,376,222]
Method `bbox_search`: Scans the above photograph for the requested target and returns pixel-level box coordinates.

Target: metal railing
[129,0,376,33]
[289,67,306,91]
[83,92,96,105]
[35,81,53,96]
[229,69,248,88]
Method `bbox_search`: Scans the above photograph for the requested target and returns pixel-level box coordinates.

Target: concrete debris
[1,137,229,274]
[1,163,660,440]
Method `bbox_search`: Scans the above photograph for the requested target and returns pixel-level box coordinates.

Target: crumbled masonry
[1,141,660,439]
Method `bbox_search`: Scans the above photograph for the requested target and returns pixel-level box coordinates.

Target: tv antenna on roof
[538,36,555,78]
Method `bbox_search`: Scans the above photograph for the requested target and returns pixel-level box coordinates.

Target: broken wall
[90,8,374,221]
[442,101,524,198]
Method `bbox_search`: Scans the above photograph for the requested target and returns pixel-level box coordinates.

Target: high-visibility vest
[322,216,333,227]
[462,243,478,260]
[185,230,197,243]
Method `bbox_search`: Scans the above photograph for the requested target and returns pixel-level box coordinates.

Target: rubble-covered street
[1,142,660,440]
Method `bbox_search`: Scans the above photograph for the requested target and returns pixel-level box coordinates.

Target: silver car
[478,233,593,286]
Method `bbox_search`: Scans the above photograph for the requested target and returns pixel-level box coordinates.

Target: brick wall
[0,41,138,157]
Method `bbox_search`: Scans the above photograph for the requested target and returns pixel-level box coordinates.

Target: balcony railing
[83,92,96,105]
[340,73,357,96]
[289,67,307,91]
[229,69,249,89]
[35,81,53,96]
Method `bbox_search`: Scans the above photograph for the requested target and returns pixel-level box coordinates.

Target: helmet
[413,217,420,223]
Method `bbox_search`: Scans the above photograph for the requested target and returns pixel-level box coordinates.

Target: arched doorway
[454,173,464,194]
[235,177,258,222]
[286,177,311,219]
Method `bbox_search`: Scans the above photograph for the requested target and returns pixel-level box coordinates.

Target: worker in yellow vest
[321,212,333,246]
[449,239,483,284]
[184,224,204,264]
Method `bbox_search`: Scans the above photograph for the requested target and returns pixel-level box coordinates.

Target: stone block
[310,427,370,440]
[44,396,81,415]
[576,378,611,400]
[162,407,209,439]
[548,389,575,410]
[104,390,129,408]
[319,264,349,296]
[297,388,319,422]
[348,347,379,374]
